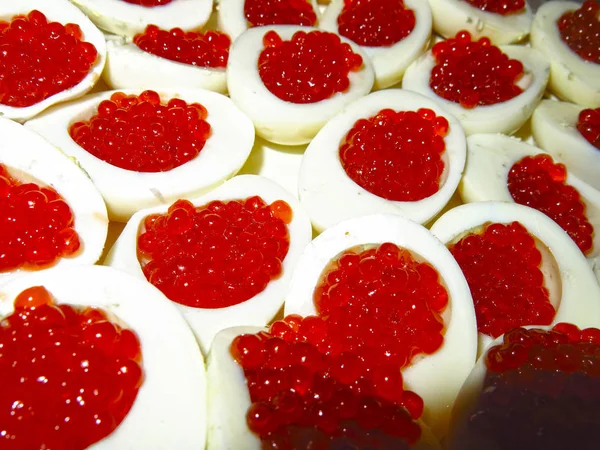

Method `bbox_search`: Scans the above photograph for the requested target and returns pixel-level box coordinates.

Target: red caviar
[258,30,363,104]
[133,25,231,68]
[449,221,554,338]
[557,1,600,64]
[0,10,98,108]
[508,154,594,254]
[0,286,143,449]
[69,90,211,172]
[138,197,292,308]
[337,0,416,47]
[430,30,524,108]
[464,0,526,15]
[577,107,600,150]
[244,0,317,27]
[0,164,80,272]
[122,0,173,5]
[339,108,449,201]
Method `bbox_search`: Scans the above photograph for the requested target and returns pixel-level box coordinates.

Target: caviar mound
[577,107,600,150]
[0,285,143,449]
[464,0,525,16]
[244,0,317,28]
[557,0,600,64]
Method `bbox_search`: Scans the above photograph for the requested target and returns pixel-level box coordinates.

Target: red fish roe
[464,0,525,15]
[133,25,231,68]
[137,197,293,308]
[0,10,98,108]
[69,90,211,173]
[258,30,363,104]
[557,1,600,64]
[577,107,600,150]
[449,221,554,338]
[0,286,143,449]
[339,108,449,201]
[0,164,80,272]
[337,0,416,47]
[430,30,524,109]
[122,0,173,5]
[244,0,317,27]
[508,154,594,254]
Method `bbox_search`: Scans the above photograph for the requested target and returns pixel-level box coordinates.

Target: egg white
[25,88,255,222]
[298,89,467,233]
[227,25,375,146]
[402,45,550,135]
[0,0,106,122]
[0,265,206,449]
[530,1,600,108]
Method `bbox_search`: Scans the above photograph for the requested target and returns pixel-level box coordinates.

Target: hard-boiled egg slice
[0,0,106,122]
[530,1,600,107]
[460,133,600,257]
[298,89,466,233]
[402,43,550,135]
[0,265,206,449]
[217,0,321,40]
[104,174,312,354]
[284,214,478,437]
[206,325,443,449]
[227,25,375,145]
[430,201,600,354]
[69,0,213,37]
[427,0,533,44]
[25,88,254,222]
[0,116,107,284]
[318,0,432,89]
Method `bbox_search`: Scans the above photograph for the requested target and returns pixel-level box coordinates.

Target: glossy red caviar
[122,0,173,5]
[138,197,292,308]
[450,222,554,338]
[259,30,363,104]
[0,286,143,449]
[337,0,416,47]
[430,30,524,109]
[133,25,231,68]
[557,1,600,64]
[0,10,98,108]
[0,164,80,272]
[69,90,211,172]
[577,107,600,150]
[508,154,593,254]
[464,0,525,15]
[244,0,317,27]
[340,108,449,201]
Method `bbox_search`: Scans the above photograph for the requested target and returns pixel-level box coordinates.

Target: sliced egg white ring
[460,133,600,257]
[206,326,443,450]
[430,201,600,355]
[402,45,550,135]
[427,0,533,44]
[69,0,213,37]
[0,0,106,123]
[25,88,255,222]
[318,0,432,90]
[0,265,206,449]
[531,99,600,191]
[103,35,227,94]
[104,174,313,355]
[227,25,375,146]
[284,214,478,438]
[0,117,108,284]
[530,1,600,107]
[298,89,467,233]
[217,0,321,40]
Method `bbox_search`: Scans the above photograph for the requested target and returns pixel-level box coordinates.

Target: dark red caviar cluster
[69,90,211,173]
[0,10,98,108]
[339,108,449,202]
[0,286,143,449]
[449,221,554,338]
[577,107,600,150]
[134,25,231,68]
[337,0,416,47]
[244,0,317,28]
[464,0,526,15]
[508,154,594,255]
[430,31,524,109]
[0,164,80,272]
[138,196,293,309]
[121,0,173,5]
[557,1,600,64]
[259,30,363,104]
